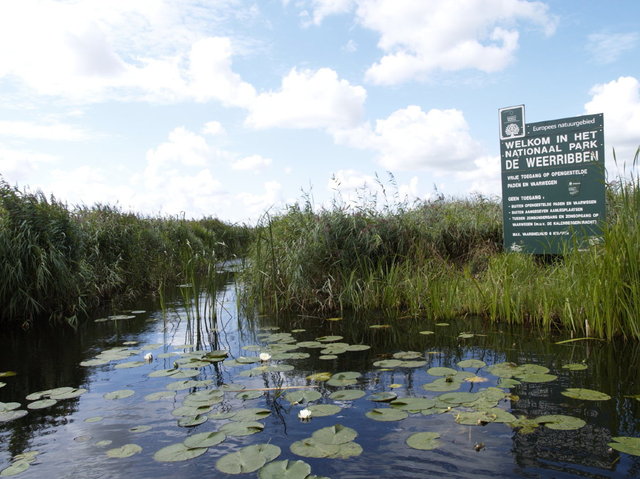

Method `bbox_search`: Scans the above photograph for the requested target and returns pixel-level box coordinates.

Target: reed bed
[0,179,252,328]
[242,155,640,340]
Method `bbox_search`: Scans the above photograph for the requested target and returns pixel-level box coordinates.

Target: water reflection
[1,271,639,478]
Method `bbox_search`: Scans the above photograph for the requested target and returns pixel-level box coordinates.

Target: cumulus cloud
[0,121,93,141]
[587,32,639,65]
[245,68,366,130]
[334,106,481,172]
[232,154,273,172]
[236,181,283,218]
[202,121,226,136]
[0,144,57,185]
[584,76,640,171]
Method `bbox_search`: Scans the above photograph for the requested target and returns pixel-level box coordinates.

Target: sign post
[499,106,605,254]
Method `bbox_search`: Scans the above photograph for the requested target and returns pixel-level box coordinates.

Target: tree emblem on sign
[505,123,520,137]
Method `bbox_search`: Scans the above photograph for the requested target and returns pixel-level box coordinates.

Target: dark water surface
[1,276,639,478]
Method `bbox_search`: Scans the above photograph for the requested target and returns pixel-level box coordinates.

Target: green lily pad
[458,333,474,339]
[84,416,104,423]
[220,420,265,436]
[373,359,402,368]
[166,379,212,391]
[95,440,113,447]
[307,404,342,417]
[329,389,365,401]
[104,390,134,400]
[369,324,390,329]
[50,388,87,400]
[454,411,496,425]
[153,443,207,462]
[0,459,31,476]
[27,399,57,410]
[0,410,28,423]
[312,424,358,445]
[561,388,611,401]
[177,415,208,427]
[183,431,226,448]
[330,441,363,459]
[233,408,271,421]
[259,460,311,479]
[145,391,176,401]
[366,408,409,422]
[497,378,521,388]
[518,373,557,383]
[129,425,152,433]
[508,416,541,434]
[236,390,263,400]
[290,438,339,458]
[106,444,142,458]
[419,331,435,335]
[319,355,338,360]
[457,359,487,369]
[393,351,422,360]
[297,341,324,348]
[390,397,436,411]
[536,414,586,430]
[438,392,479,405]
[608,436,640,456]
[427,367,458,376]
[435,323,449,327]
[208,410,237,420]
[0,402,21,412]
[306,372,332,382]
[562,363,588,371]
[217,444,281,474]
[114,361,146,369]
[368,391,397,402]
[346,344,371,351]
[406,432,441,450]
[316,335,343,342]
[0,382,5,389]
[326,371,361,387]
[421,378,461,392]
[284,390,322,404]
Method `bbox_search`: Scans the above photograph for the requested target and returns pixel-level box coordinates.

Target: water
[1,273,639,478]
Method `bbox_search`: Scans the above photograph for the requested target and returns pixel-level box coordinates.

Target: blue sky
[0,0,638,223]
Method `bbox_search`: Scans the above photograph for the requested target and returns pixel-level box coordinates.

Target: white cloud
[0,144,57,184]
[236,181,283,218]
[587,32,639,65]
[232,154,273,172]
[202,121,226,136]
[304,0,356,25]
[245,68,366,130]
[342,0,556,85]
[584,76,640,171]
[456,155,502,197]
[334,106,481,172]
[0,121,93,141]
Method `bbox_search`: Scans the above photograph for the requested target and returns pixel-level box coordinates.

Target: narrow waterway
[1,271,639,478]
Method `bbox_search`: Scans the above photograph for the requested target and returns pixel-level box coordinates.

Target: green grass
[242,156,640,340]
[0,179,252,328]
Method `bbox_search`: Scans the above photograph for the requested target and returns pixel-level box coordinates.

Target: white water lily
[144,353,153,362]
[298,408,312,421]
[259,353,271,362]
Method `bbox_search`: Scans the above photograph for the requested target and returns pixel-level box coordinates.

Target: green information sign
[499,107,605,254]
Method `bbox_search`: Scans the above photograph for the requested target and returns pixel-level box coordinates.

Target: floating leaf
[27,399,57,410]
[366,408,408,422]
[368,391,397,402]
[312,424,358,445]
[129,425,152,433]
[0,459,30,476]
[369,324,390,329]
[0,402,21,412]
[106,444,142,458]
[608,436,640,456]
[50,388,87,400]
[561,388,611,401]
[319,355,338,360]
[166,379,211,391]
[104,390,134,400]
[290,439,339,458]
[419,331,434,335]
[406,432,441,450]
[220,420,265,436]
[316,336,343,342]
[233,408,271,422]
[84,416,103,423]
[307,404,341,417]
[435,323,449,327]
[326,371,360,387]
[454,411,496,425]
[306,372,332,382]
[536,414,586,431]
[329,390,365,401]
[236,390,263,400]
[330,441,363,459]
[284,390,322,404]
[153,443,207,462]
[562,363,588,371]
[326,317,342,321]
[457,359,487,369]
[390,397,436,411]
[438,392,479,405]
[74,435,92,443]
[421,378,461,392]
[0,382,5,389]
[518,373,557,383]
[346,344,371,352]
[114,361,146,369]
[296,341,324,349]
[0,371,17,378]
[184,431,226,449]
[393,351,422,360]
[427,367,458,376]
[95,440,112,447]
[497,378,521,388]
[259,460,311,479]
[373,359,402,368]
[0,410,28,422]
[217,444,281,474]
[145,391,176,401]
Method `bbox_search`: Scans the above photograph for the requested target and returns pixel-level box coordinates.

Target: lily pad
[0,459,31,476]
[329,390,365,401]
[220,420,265,436]
[393,351,423,360]
[307,404,342,417]
[233,408,271,421]
[561,388,611,401]
[306,372,332,382]
[0,410,28,422]
[366,408,408,422]
[517,373,557,383]
[114,361,146,369]
[177,415,208,427]
[259,460,311,479]
[390,397,436,411]
[427,367,458,376]
[296,341,324,348]
[457,359,487,369]
[421,378,461,392]
[319,355,338,360]
[373,359,402,368]
[290,438,339,458]
[419,331,435,335]
[183,431,226,449]
[608,436,640,456]
[368,391,397,402]
[104,390,134,400]
[284,390,322,404]
[0,402,21,412]
[406,432,441,450]
[84,416,104,423]
[316,335,343,342]
[562,363,588,371]
[129,425,152,433]
[312,424,358,445]
[346,344,371,351]
[326,371,361,387]
[153,443,208,462]
[106,444,142,458]
[536,414,586,430]
[217,444,281,474]
[27,399,57,410]
[145,391,176,401]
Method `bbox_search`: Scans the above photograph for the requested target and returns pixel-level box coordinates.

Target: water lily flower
[259,353,271,362]
[144,353,153,362]
[298,408,312,421]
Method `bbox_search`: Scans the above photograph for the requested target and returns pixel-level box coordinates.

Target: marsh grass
[243,155,640,340]
[0,179,252,328]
